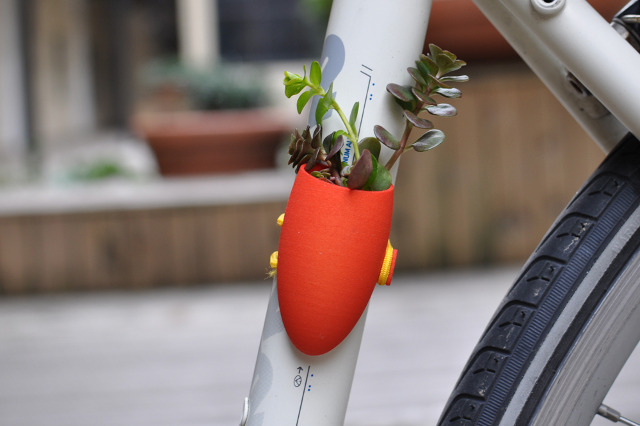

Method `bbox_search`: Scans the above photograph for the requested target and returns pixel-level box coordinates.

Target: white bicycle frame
[241,1,640,425]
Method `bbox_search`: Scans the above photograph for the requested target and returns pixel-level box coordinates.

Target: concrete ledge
[0,169,294,216]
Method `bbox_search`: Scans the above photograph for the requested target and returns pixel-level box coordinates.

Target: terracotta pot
[277,167,397,356]
[133,109,290,176]
[425,0,629,61]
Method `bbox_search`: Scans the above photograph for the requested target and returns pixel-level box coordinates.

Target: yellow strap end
[377,241,397,286]
[269,251,279,269]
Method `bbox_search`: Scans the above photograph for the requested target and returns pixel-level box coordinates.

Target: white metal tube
[243,1,431,424]
[494,0,640,146]
[473,0,629,152]
[515,0,640,141]
[309,0,432,167]
[243,281,368,426]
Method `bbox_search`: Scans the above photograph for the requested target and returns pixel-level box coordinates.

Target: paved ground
[1,267,639,426]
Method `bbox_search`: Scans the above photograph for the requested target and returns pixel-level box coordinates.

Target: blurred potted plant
[133,60,290,176]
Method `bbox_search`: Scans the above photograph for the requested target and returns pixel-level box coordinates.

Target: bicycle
[241,0,640,424]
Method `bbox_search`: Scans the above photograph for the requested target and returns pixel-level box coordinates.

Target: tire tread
[438,134,640,425]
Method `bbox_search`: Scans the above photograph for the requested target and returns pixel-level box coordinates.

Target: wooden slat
[167,208,201,286]
[137,210,175,288]
[0,217,29,293]
[39,215,70,292]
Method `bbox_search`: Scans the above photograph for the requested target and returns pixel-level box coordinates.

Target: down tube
[242,1,431,425]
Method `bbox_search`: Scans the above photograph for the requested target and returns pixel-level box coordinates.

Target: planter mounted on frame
[276,166,397,356]
[270,44,467,356]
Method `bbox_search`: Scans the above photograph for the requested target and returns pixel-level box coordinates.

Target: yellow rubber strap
[267,214,285,276]
[377,240,394,286]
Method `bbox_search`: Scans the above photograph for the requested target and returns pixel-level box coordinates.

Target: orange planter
[277,167,396,356]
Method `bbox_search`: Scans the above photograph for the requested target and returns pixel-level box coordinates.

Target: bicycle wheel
[437,133,640,426]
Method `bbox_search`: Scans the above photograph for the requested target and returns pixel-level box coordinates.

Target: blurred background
[0,0,635,425]
[0,0,626,292]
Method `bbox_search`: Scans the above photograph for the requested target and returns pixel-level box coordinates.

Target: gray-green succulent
[283,43,468,191]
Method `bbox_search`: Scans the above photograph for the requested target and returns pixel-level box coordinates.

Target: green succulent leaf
[322,132,333,154]
[347,149,373,190]
[310,170,334,184]
[387,83,417,111]
[305,148,321,171]
[367,158,392,191]
[363,152,378,189]
[358,137,381,160]
[323,82,335,103]
[419,53,439,76]
[434,46,464,75]
[428,44,445,63]
[412,129,445,152]
[408,67,428,87]
[314,83,334,124]
[415,60,433,81]
[411,88,437,105]
[284,81,306,98]
[310,125,322,149]
[425,103,457,117]
[362,153,392,191]
[315,102,329,125]
[374,125,400,150]
[403,110,434,129]
[426,73,449,89]
[295,154,312,170]
[296,90,315,114]
[310,61,322,87]
[441,75,469,83]
[284,71,302,82]
[326,133,345,158]
[434,87,462,99]
[435,52,456,74]
[349,102,360,129]
[453,59,467,70]
[283,70,307,98]
[442,50,458,61]
[439,59,466,75]
[323,130,347,154]
[386,83,415,103]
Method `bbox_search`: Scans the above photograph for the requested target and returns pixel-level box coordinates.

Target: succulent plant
[288,126,324,172]
[381,44,468,171]
[282,43,467,191]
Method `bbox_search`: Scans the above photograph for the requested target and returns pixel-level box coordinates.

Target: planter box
[0,171,294,293]
[134,109,290,176]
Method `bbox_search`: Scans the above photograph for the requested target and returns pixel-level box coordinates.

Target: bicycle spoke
[598,404,640,426]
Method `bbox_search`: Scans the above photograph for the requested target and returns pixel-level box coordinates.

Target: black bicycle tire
[437,133,640,426]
